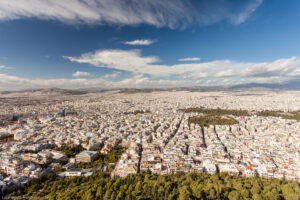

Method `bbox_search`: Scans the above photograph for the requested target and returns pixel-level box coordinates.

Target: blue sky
[0,0,300,90]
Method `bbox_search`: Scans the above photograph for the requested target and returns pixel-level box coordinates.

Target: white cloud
[104,71,122,79]
[179,72,209,80]
[72,71,92,77]
[178,57,201,62]
[0,73,198,91]
[215,69,237,78]
[1,53,300,91]
[241,57,300,77]
[228,0,264,25]
[115,74,197,88]
[64,49,220,77]
[62,50,241,78]
[0,73,104,90]
[63,49,300,86]
[0,65,12,70]
[123,39,155,46]
[244,76,294,84]
[63,49,163,76]
[287,69,300,77]
[3,47,300,90]
[0,0,263,29]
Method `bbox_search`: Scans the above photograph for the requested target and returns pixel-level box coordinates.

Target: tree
[228,190,241,200]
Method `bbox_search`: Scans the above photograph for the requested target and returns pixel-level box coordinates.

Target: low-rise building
[75,151,98,163]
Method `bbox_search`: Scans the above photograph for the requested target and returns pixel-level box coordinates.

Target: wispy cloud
[229,0,264,25]
[178,57,201,62]
[123,39,155,46]
[0,0,263,29]
[72,71,92,77]
[0,65,12,70]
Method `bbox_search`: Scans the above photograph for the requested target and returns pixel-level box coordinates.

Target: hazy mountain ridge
[1,80,300,95]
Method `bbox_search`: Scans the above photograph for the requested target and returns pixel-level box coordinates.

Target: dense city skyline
[1,89,299,199]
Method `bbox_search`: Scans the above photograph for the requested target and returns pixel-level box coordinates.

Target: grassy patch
[188,115,239,128]
[183,108,300,123]
[182,107,250,116]
[257,110,300,121]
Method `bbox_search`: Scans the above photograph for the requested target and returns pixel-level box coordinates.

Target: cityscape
[1,0,300,199]
[0,89,299,198]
